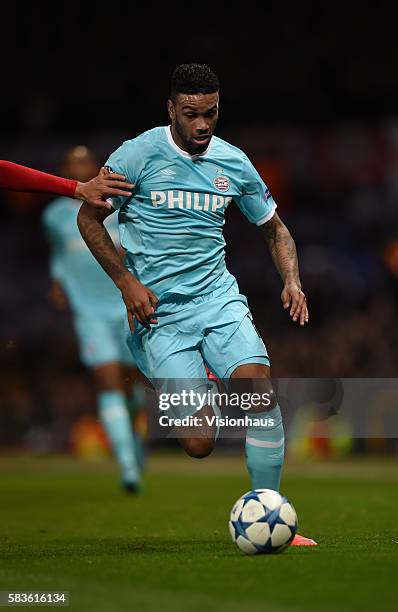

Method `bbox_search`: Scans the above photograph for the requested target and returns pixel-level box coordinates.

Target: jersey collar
[165,125,212,160]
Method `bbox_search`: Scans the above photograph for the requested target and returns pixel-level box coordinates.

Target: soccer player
[78,64,315,544]
[42,146,144,492]
[0,159,133,208]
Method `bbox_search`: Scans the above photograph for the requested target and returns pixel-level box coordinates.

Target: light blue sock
[128,382,147,470]
[245,405,285,492]
[98,390,140,484]
[128,382,146,417]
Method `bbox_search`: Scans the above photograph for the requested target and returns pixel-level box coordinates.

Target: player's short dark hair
[170,64,219,101]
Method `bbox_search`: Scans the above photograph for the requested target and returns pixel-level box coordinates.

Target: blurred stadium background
[1,3,397,457]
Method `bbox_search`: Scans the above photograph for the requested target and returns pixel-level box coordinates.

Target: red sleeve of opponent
[0,160,77,198]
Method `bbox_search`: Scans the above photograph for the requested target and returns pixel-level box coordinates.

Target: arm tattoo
[261,213,301,285]
[77,203,129,288]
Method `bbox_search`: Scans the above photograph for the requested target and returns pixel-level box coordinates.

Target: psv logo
[213,175,230,192]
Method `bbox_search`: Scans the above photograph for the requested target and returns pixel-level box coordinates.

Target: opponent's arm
[0,161,134,209]
[77,202,158,330]
[260,212,309,326]
[0,160,77,196]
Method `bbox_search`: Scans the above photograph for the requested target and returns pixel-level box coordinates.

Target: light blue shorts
[127,274,269,384]
[74,314,135,368]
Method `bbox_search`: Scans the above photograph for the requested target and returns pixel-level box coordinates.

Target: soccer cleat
[291,534,318,546]
[122,480,141,495]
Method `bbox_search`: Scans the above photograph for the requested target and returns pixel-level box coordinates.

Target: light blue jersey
[42,197,134,367]
[106,126,276,300]
[42,197,125,318]
[104,127,273,383]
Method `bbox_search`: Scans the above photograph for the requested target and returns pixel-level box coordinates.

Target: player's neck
[170,125,190,154]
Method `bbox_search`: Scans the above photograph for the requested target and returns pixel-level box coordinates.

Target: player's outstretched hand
[118,272,159,332]
[75,167,134,209]
[281,281,309,326]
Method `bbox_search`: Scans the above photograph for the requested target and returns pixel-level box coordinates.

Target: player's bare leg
[177,403,217,459]
[93,362,126,393]
[177,365,271,459]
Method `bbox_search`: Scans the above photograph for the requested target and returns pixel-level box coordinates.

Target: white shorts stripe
[246,436,284,449]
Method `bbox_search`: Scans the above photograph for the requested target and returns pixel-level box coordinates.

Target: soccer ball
[229,489,298,554]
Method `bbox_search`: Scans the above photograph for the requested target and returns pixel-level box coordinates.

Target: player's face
[168,92,219,155]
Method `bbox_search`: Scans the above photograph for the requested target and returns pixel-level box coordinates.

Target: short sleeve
[235,156,277,225]
[104,139,142,210]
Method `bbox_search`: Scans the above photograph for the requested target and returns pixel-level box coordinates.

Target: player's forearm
[262,214,301,286]
[77,202,130,288]
[0,160,77,197]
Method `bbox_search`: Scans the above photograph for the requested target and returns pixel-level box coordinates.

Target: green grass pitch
[0,452,397,611]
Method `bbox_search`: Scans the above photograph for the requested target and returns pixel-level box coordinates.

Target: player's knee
[230,364,277,413]
[183,437,215,459]
[93,363,123,392]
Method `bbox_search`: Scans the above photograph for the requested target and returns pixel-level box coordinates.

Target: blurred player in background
[42,146,146,492]
[0,159,133,208]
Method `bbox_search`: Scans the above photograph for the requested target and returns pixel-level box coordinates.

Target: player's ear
[167,99,175,122]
